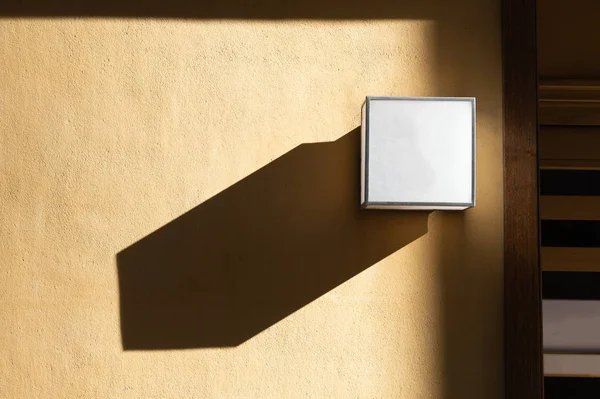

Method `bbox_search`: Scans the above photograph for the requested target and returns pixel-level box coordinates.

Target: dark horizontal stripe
[545,377,600,399]
[541,169,600,196]
[543,272,600,300]
[542,220,600,248]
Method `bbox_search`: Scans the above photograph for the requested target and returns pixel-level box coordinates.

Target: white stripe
[544,300,600,352]
[545,354,600,377]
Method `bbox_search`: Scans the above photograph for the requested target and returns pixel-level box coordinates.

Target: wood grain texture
[503,0,543,397]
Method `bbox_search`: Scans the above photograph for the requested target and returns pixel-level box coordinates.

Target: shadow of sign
[117,129,430,349]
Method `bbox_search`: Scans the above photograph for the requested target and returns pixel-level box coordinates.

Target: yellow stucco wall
[0,1,502,397]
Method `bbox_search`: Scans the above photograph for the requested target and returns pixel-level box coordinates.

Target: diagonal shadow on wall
[117,129,429,349]
[3,1,501,395]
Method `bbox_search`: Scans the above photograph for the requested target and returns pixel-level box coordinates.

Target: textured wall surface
[0,1,502,397]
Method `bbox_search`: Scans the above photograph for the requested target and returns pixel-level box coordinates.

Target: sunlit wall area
[0,1,501,397]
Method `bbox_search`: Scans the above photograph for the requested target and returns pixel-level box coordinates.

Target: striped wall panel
[542,248,600,272]
[540,172,600,272]
[539,126,600,169]
[540,197,600,220]
[545,375,600,398]
[544,300,600,353]
[541,169,600,196]
[545,356,600,378]
[542,220,600,247]
[540,80,600,381]
[539,80,600,126]
[543,272,600,300]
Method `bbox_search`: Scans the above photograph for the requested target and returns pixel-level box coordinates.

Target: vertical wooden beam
[502,0,543,398]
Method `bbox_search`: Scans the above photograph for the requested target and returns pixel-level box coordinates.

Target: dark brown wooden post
[503,0,543,398]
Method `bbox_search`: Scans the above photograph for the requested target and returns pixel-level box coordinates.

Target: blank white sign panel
[361,97,475,210]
